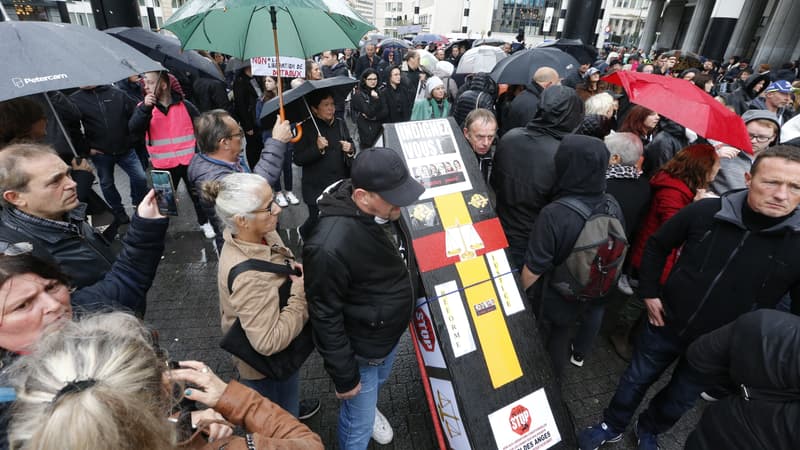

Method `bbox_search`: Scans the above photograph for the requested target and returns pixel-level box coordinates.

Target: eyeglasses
[749,133,774,143]
[366,77,378,81]
[251,198,278,215]
[226,127,245,140]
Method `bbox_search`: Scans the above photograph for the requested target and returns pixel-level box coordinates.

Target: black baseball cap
[351,147,425,207]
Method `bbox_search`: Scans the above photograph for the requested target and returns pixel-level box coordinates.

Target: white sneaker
[372,408,393,445]
[617,274,634,295]
[200,222,216,239]
[285,191,300,205]
[275,191,289,207]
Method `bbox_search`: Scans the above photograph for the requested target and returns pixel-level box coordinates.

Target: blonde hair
[200,172,270,233]
[8,313,176,450]
[585,92,615,116]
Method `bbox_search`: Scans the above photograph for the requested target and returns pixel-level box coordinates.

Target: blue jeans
[338,346,398,450]
[603,323,707,434]
[91,150,147,216]
[239,371,299,417]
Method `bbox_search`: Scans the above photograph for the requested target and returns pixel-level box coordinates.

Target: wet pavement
[105,154,703,449]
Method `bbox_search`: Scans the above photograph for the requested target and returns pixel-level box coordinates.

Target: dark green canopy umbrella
[163,0,375,59]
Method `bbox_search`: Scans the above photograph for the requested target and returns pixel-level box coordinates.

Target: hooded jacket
[723,73,770,115]
[639,190,800,340]
[630,171,694,283]
[525,135,614,320]
[492,85,584,266]
[502,82,544,133]
[684,310,800,450]
[302,180,417,393]
[643,118,689,176]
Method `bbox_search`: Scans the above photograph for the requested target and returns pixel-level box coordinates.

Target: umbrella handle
[268,6,301,143]
[290,123,302,143]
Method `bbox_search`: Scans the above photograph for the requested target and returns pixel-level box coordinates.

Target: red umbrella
[603,71,753,154]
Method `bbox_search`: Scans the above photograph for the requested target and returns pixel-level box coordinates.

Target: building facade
[639,0,800,66]
[1,0,170,28]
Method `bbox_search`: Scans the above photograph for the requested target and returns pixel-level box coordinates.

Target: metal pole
[0,3,11,21]
[43,93,79,158]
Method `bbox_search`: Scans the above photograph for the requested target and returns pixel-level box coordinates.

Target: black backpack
[549,195,628,302]
[453,90,497,127]
[219,259,314,381]
[453,73,499,127]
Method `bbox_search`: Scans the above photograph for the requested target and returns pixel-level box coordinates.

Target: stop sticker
[509,405,531,435]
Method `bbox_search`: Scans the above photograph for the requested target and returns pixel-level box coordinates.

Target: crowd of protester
[0,35,799,450]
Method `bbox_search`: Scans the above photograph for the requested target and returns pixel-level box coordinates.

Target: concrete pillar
[751,0,800,66]
[722,0,765,61]
[639,0,665,54]
[562,0,602,45]
[681,0,715,53]
[655,0,685,51]
[699,0,745,61]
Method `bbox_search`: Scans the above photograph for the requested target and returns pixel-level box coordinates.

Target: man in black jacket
[501,66,560,134]
[0,143,168,316]
[491,85,584,268]
[579,145,800,450]
[684,309,800,450]
[71,85,147,224]
[321,49,350,119]
[303,147,424,449]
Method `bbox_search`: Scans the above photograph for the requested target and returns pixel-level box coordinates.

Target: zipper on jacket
[680,230,750,336]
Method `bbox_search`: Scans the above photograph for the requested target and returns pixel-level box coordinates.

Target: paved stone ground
[106,150,704,449]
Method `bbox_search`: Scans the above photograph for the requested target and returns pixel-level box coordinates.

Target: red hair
[620,105,656,138]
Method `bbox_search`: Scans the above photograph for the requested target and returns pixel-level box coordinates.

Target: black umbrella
[0,21,163,102]
[539,38,598,65]
[259,76,357,131]
[106,27,224,82]
[490,48,579,86]
[377,38,412,50]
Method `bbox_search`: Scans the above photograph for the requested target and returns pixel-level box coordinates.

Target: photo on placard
[408,201,440,231]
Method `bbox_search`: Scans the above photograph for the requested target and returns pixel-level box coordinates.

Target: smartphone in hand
[151,170,179,216]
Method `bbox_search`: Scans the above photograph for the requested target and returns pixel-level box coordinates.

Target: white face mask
[374,215,389,225]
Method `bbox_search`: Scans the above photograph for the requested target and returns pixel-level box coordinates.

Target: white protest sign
[250,56,306,78]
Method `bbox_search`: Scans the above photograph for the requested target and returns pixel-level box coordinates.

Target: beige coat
[217,229,308,380]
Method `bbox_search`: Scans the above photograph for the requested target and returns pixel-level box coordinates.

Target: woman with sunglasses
[201,173,310,418]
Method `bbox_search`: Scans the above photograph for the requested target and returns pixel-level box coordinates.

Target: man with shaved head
[502,66,561,133]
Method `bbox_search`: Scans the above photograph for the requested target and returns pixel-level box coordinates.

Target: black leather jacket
[303,180,417,393]
[0,205,116,288]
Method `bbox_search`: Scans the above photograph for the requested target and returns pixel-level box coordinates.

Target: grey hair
[604,131,643,166]
[200,172,270,234]
[585,92,615,116]
[0,143,59,208]
[194,109,233,155]
[8,312,175,450]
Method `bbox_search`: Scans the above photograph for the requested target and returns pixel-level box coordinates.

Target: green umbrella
[163,0,375,59]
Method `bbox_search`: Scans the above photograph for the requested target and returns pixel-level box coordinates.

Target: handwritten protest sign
[250,56,306,78]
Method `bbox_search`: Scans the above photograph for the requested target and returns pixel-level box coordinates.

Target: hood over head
[529,85,585,133]
[553,134,610,197]
[656,116,686,138]
[742,72,771,99]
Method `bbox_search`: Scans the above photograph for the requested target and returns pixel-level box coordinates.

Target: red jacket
[630,171,694,284]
